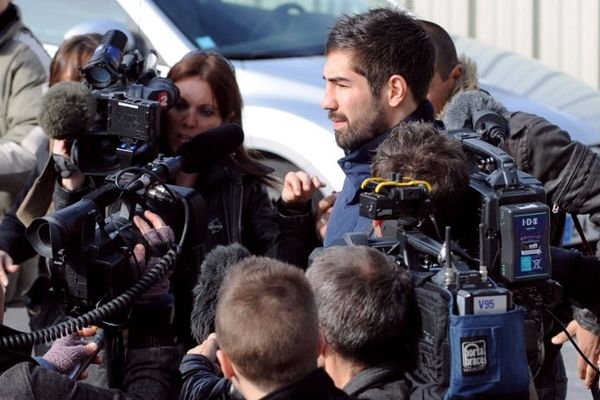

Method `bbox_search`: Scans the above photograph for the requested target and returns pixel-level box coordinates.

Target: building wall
[405,0,600,89]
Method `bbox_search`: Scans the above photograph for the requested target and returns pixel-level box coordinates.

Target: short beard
[334,100,388,152]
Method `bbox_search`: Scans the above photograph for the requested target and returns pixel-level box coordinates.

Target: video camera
[25,157,207,315]
[22,119,243,318]
[352,118,559,398]
[73,29,179,175]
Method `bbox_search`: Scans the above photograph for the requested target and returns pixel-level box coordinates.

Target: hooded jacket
[0,3,50,194]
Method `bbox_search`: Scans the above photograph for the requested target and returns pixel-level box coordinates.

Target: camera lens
[83,30,128,89]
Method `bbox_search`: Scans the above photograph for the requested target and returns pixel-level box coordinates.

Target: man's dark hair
[420,20,459,80]
[372,121,469,229]
[306,245,414,367]
[215,256,319,391]
[326,8,434,102]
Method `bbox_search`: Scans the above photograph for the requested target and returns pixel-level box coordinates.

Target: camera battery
[499,202,551,283]
[456,287,512,315]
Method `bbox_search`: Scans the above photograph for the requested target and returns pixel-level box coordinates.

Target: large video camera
[353,119,559,398]
[73,29,179,175]
[25,157,207,315]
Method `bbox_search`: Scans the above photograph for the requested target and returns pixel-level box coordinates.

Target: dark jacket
[324,101,436,246]
[194,156,317,267]
[180,355,353,400]
[263,368,353,400]
[172,156,317,346]
[180,354,237,400]
[344,363,410,400]
[507,111,600,247]
[0,345,181,400]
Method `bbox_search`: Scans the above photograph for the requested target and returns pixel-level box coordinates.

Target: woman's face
[165,77,224,153]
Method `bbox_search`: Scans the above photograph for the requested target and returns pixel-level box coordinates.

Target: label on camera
[461,336,488,375]
[457,289,509,315]
[472,295,507,315]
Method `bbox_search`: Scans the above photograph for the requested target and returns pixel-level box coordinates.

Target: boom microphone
[190,243,251,343]
[443,90,511,147]
[176,123,245,173]
[39,81,96,140]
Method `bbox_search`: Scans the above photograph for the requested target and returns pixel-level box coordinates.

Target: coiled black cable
[0,165,191,350]
[0,245,178,350]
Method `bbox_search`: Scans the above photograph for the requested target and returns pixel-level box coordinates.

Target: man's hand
[314,192,337,241]
[187,333,222,374]
[281,171,325,205]
[52,138,85,191]
[187,333,219,360]
[0,250,19,291]
[552,319,600,388]
[130,210,175,304]
[39,327,102,379]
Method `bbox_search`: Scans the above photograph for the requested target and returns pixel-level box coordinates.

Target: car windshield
[152,0,392,59]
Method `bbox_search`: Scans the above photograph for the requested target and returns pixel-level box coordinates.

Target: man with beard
[320,7,436,246]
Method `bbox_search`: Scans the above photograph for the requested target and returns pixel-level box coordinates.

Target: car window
[152,0,389,59]
[15,0,165,64]
[16,0,132,46]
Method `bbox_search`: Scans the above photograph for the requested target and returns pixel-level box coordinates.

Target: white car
[18,0,599,245]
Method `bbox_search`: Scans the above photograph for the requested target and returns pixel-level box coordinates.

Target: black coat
[344,363,410,400]
[508,111,600,247]
[193,156,317,267]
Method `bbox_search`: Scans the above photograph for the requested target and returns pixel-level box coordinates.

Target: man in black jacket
[180,256,352,400]
[306,245,413,400]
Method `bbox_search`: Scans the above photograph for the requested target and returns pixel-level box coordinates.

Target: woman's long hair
[166,52,274,186]
[49,33,102,86]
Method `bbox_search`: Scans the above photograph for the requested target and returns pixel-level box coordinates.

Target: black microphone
[125,123,244,192]
[39,81,96,140]
[176,123,244,173]
[190,243,251,343]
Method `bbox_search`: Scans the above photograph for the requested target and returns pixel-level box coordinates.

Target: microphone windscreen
[40,81,96,140]
[176,123,244,173]
[190,243,251,343]
[443,90,510,131]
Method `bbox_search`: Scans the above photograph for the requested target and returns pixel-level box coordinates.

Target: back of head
[419,20,458,80]
[215,257,319,391]
[306,245,413,366]
[372,121,469,227]
[49,33,102,86]
[326,8,434,102]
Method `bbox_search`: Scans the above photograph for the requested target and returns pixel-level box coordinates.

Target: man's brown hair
[371,121,469,229]
[215,256,319,391]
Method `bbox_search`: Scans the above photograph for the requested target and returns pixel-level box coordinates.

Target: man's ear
[449,63,463,82]
[216,349,235,379]
[386,74,408,107]
[318,330,327,357]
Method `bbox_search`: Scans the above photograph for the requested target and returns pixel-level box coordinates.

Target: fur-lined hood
[437,54,480,120]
